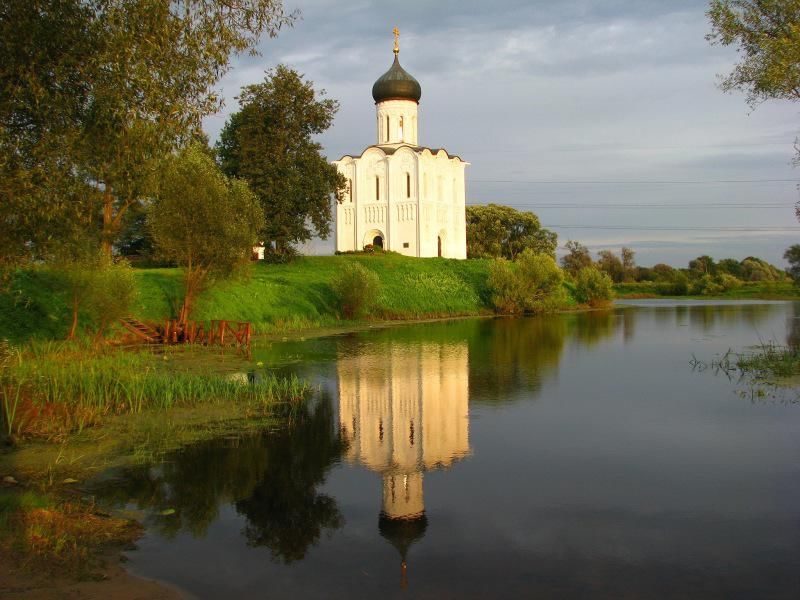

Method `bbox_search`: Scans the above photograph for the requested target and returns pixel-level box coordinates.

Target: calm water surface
[95,301,800,598]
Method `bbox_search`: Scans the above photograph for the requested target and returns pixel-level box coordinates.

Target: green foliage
[58,253,138,339]
[657,272,689,296]
[596,250,624,283]
[689,255,717,276]
[1,347,309,440]
[736,342,800,379]
[488,251,566,314]
[466,204,557,259]
[330,262,380,319]
[149,144,264,321]
[717,257,743,278]
[89,258,139,336]
[785,244,800,283]
[1,256,500,341]
[707,0,800,108]
[739,256,786,281]
[560,240,593,276]
[574,267,614,306]
[621,247,636,282]
[1,0,295,262]
[217,65,345,253]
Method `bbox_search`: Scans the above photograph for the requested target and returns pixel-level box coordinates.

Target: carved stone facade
[333,42,468,259]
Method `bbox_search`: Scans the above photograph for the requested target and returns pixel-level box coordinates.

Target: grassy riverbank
[1,255,496,343]
[3,255,796,345]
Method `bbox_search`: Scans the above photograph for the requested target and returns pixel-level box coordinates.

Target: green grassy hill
[1,255,495,343]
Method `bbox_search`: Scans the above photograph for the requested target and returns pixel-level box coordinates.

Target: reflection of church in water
[337,340,470,583]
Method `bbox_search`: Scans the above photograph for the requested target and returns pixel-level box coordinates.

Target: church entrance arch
[437,229,447,258]
[363,229,385,251]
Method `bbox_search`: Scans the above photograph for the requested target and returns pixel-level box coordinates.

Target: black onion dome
[378,512,428,560]
[372,55,422,104]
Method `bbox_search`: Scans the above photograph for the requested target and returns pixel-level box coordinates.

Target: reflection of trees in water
[468,317,567,403]
[570,310,616,347]
[236,397,346,563]
[92,396,345,562]
[688,303,776,333]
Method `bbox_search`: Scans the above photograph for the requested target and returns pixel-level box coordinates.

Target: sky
[203,0,800,267]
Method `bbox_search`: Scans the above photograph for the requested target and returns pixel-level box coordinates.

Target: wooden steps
[119,317,161,342]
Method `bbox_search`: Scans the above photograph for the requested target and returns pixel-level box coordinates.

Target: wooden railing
[119,317,252,351]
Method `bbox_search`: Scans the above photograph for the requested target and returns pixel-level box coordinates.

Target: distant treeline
[560,241,789,296]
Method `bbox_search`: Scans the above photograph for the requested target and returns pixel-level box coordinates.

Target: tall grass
[0,345,309,441]
[736,343,800,379]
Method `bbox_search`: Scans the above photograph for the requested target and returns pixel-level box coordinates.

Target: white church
[333,30,468,259]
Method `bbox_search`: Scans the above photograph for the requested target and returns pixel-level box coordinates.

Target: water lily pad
[62,478,79,484]
[159,508,176,516]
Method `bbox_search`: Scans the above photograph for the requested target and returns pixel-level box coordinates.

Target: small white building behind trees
[333,30,468,259]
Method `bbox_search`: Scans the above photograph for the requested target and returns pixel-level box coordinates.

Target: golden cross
[393,27,400,55]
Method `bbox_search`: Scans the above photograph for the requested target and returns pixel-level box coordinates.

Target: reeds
[0,344,309,440]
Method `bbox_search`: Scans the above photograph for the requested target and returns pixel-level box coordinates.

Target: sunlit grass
[0,343,308,442]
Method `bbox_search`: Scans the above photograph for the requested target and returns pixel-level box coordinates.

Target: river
[92,300,800,598]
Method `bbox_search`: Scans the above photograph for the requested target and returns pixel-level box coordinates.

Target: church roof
[372,55,422,104]
[335,144,465,163]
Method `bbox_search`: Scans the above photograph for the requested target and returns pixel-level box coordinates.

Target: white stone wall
[334,146,467,258]
[375,100,418,145]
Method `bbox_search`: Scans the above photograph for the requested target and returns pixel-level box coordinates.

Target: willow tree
[217,66,346,255]
[149,145,264,324]
[1,0,296,262]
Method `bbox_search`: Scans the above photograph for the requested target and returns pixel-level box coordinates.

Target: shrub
[656,272,688,296]
[488,251,566,314]
[719,273,742,292]
[331,262,380,319]
[574,266,614,307]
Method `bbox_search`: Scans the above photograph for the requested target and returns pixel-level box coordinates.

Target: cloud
[202,0,799,265]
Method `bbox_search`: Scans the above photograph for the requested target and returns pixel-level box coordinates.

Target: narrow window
[385,116,389,142]
[348,178,353,202]
[375,176,380,200]
[406,173,411,198]
[399,116,404,141]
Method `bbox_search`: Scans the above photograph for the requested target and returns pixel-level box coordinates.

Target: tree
[466,204,557,260]
[717,257,744,278]
[59,251,138,340]
[689,255,717,276]
[1,1,295,262]
[707,1,800,108]
[488,251,566,314]
[786,244,800,283]
[596,250,624,283]
[574,266,614,307]
[148,144,264,324]
[560,240,592,276]
[621,247,636,282]
[217,66,345,255]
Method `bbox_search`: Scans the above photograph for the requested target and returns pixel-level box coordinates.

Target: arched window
[406,173,411,198]
[348,178,353,202]
[375,176,380,200]
[399,116,404,142]
[385,116,390,142]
